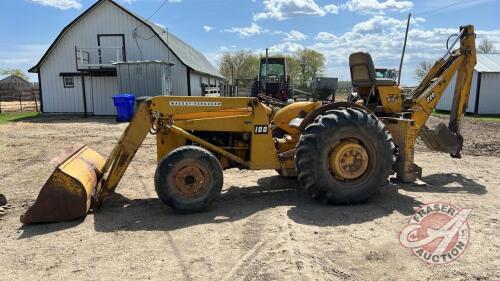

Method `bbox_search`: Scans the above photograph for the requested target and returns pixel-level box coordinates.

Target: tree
[285,55,301,85]
[0,69,30,81]
[478,38,495,54]
[219,51,259,85]
[294,49,325,88]
[414,61,433,82]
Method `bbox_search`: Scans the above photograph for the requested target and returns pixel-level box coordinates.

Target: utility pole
[398,13,411,86]
[265,48,269,79]
[231,64,234,86]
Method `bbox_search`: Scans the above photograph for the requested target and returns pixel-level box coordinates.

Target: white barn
[29,0,224,115]
[437,54,500,115]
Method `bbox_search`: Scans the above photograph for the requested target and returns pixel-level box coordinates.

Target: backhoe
[21,25,476,224]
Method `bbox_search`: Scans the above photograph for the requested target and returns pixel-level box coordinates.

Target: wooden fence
[201,85,222,97]
[0,89,40,113]
[219,85,239,97]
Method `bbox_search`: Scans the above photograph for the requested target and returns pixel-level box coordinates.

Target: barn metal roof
[29,0,223,79]
[120,3,223,78]
[476,54,500,73]
[0,74,31,84]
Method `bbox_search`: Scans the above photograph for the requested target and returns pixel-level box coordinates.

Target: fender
[299,101,372,131]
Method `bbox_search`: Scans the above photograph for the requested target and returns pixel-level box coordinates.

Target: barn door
[97,34,125,66]
[84,76,94,114]
[92,76,118,115]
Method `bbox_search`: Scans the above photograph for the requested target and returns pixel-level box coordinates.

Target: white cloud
[224,23,267,38]
[203,26,215,32]
[323,4,339,14]
[29,0,82,10]
[267,42,304,54]
[169,0,182,2]
[284,30,308,41]
[351,15,405,33]
[315,32,337,41]
[305,16,500,85]
[254,0,339,21]
[213,2,498,85]
[209,17,500,85]
[343,0,413,14]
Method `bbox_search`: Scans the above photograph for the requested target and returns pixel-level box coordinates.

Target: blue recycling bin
[112,94,135,122]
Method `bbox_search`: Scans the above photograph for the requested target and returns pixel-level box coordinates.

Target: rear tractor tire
[154,146,223,212]
[295,108,395,204]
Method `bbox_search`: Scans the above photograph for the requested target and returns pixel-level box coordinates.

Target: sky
[0,0,499,85]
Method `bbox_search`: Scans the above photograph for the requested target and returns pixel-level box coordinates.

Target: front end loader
[22,25,477,224]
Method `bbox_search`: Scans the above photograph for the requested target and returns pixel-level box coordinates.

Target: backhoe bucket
[419,123,463,157]
[20,144,106,224]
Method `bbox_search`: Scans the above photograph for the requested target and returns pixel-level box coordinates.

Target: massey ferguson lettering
[170,101,222,107]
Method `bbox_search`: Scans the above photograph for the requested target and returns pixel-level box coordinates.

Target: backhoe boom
[409,25,476,158]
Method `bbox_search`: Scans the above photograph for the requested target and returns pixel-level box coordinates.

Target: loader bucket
[20,144,106,224]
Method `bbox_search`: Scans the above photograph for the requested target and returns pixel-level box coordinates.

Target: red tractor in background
[251,50,293,102]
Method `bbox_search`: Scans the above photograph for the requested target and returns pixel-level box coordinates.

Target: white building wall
[40,0,188,114]
[436,71,477,114]
[40,66,85,113]
[190,72,202,96]
[189,72,224,96]
[88,76,118,115]
[477,72,500,114]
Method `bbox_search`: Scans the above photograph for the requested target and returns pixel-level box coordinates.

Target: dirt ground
[0,115,499,281]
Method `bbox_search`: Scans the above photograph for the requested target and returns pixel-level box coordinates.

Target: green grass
[0,112,40,124]
[472,116,500,122]
[432,110,500,122]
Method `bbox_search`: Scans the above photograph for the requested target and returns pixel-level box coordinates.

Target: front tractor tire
[296,108,395,204]
[154,146,223,212]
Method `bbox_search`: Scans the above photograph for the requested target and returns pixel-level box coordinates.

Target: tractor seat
[349,52,394,88]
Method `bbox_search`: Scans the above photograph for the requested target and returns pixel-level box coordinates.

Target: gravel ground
[0,115,499,280]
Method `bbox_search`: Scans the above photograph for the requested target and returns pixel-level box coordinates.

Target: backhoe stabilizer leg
[382,118,422,183]
[394,153,422,183]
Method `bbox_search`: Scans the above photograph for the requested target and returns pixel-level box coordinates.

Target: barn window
[63,76,75,88]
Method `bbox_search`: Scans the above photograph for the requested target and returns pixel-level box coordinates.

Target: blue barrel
[112,94,135,122]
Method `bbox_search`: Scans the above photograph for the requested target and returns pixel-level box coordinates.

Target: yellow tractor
[21,25,477,224]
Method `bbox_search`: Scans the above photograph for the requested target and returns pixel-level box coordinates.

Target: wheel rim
[329,140,369,181]
[170,161,210,198]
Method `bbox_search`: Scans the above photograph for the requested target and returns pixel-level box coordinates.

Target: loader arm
[97,101,153,200]
[98,96,272,200]
[21,96,273,224]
